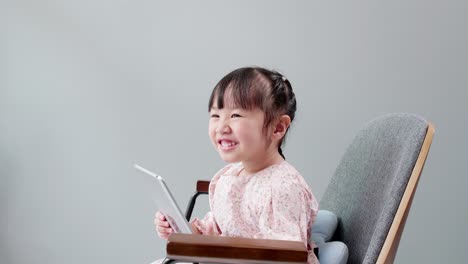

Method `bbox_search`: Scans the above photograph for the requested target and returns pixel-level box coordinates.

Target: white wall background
[1,1,467,263]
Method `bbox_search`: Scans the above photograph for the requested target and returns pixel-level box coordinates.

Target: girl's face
[208,102,273,164]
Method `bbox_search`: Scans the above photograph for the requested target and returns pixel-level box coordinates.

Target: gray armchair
[164,113,434,264]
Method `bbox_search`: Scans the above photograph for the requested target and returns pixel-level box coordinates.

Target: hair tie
[281,76,287,82]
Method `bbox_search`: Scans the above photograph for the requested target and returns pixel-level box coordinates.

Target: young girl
[154,67,319,264]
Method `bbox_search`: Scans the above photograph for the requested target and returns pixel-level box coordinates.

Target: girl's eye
[231,114,241,118]
[210,114,219,118]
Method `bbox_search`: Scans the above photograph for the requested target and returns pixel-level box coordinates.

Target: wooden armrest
[167,233,308,264]
[196,180,210,193]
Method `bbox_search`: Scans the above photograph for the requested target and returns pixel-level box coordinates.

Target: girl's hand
[190,222,202,235]
[154,211,173,239]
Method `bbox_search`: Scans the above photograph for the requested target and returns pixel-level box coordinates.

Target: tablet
[134,164,193,234]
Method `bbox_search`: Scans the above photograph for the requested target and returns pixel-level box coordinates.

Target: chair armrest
[167,233,308,264]
[184,180,210,221]
[196,180,210,193]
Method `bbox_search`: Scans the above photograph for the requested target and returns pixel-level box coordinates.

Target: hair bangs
[208,68,270,111]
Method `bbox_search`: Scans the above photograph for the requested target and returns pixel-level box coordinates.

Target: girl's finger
[158,226,173,234]
[157,221,170,228]
[156,230,169,239]
[155,211,166,220]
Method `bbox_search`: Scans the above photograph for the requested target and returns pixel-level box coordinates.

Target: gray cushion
[319,241,349,264]
[311,210,348,264]
[311,210,338,245]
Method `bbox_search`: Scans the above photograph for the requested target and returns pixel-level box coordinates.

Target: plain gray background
[1,1,467,263]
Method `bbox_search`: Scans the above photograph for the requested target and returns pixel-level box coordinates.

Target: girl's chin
[220,157,240,163]
[218,153,241,163]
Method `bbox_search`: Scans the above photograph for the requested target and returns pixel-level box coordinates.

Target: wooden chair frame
[376,122,435,263]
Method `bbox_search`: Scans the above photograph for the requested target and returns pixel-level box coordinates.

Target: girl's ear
[273,115,291,139]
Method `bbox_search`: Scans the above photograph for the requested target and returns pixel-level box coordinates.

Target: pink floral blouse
[192,160,319,264]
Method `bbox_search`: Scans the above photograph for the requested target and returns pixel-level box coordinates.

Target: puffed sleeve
[254,178,316,247]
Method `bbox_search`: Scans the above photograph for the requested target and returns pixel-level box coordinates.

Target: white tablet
[134,164,193,234]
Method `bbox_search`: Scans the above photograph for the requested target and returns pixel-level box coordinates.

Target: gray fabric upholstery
[320,113,428,264]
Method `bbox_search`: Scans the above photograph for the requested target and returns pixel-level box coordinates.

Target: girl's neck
[239,152,284,176]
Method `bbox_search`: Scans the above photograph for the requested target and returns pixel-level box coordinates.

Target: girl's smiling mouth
[218,139,238,151]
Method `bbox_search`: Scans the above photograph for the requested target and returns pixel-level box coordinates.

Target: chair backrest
[320,113,434,264]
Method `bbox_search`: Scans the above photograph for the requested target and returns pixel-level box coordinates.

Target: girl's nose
[216,123,231,134]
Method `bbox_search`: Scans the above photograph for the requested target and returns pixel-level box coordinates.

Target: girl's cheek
[208,124,216,136]
[237,127,253,141]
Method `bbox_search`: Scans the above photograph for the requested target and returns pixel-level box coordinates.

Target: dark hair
[208,66,297,159]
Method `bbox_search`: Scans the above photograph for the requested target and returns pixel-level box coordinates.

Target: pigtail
[272,72,296,160]
[278,146,285,160]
